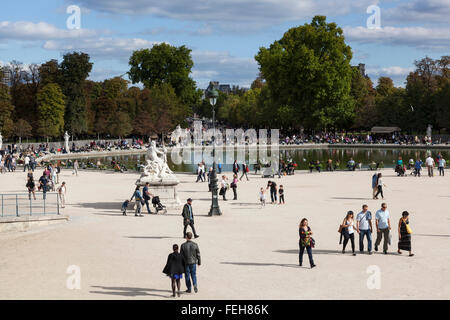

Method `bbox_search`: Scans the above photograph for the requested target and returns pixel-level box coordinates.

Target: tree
[0,83,14,136]
[39,59,61,86]
[37,83,65,138]
[376,77,395,97]
[351,68,377,129]
[60,52,93,135]
[255,16,354,129]
[128,43,199,109]
[108,111,133,138]
[13,119,33,141]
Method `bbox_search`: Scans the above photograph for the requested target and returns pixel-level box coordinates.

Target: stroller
[151,196,167,214]
[395,164,406,176]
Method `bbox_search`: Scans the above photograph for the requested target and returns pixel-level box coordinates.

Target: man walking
[414,159,423,177]
[356,204,373,254]
[375,203,391,254]
[239,163,249,181]
[180,232,201,293]
[182,198,199,239]
[24,154,30,172]
[142,182,153,214]
[438,157,446,176]
[266,180,277,204]
[425,155,434,177]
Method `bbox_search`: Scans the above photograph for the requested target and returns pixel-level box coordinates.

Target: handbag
[405,221,413,234]
[310,237,316,248]
[230,182,236,188]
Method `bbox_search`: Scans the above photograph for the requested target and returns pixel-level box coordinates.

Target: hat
[187,198,193,202]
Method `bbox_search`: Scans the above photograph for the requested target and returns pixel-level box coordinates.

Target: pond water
[69,147,450,172]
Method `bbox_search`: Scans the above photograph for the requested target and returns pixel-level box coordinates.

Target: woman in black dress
[398,211,414,256]
[163,244,186,297]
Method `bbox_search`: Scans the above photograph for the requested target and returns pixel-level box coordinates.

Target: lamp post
[208,89,221,216]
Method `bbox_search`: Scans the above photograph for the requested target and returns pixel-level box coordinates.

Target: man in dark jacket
[180,232,201,293]
[182,198,199,239]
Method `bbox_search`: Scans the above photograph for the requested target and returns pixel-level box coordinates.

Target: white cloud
[344,26,450,49]
[74,0,375,31]
[192,50,258,88]
[0,21,101,41]
[384,0,450,24]
[366,65,415,87]
[43,38,159,60]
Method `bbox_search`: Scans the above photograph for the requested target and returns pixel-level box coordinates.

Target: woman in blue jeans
[299,218,316,268]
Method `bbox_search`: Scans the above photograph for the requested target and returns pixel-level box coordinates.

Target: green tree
[351,68,377,129]
[60,52,93,135]
[37,83,65,138]
[255,16,354,129]
[128,43,199,109]
[13,119,33,142]
[0,83,14,136]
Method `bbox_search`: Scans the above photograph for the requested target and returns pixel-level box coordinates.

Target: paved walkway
[0,168,449,299]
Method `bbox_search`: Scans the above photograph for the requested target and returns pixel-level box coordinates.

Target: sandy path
[0,168,449,299]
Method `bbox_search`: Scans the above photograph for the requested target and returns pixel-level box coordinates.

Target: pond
[67,147,450,172]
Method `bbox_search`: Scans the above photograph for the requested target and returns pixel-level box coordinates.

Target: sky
[0,0,449,89]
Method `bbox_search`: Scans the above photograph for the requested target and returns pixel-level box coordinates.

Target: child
[279,185,285,204]
[258,188,266,207]
[121,200,130,216]
[163,244,185,297]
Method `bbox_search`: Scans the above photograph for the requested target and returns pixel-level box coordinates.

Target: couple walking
[163,232,201,297]
[372,172,386,199]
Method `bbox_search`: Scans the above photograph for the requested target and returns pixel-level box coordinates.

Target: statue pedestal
[136,176,182,210]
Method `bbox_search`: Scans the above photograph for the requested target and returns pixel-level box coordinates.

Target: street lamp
[208,89,221,216]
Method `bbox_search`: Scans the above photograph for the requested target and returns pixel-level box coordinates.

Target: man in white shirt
[425,156,434,177]
[438,158,446,176]
[24,155,30,172]
[375,203,391,254]
[356,204,373,254]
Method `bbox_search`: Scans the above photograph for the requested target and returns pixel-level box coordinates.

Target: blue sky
[0,0,449,88]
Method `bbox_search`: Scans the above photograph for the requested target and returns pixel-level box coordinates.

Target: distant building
[205,81,250,95]
[206,81,231,94]
[353,63,368,78]
[0,66,11,86]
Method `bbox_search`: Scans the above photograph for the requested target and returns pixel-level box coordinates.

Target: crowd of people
[280,132,449,146]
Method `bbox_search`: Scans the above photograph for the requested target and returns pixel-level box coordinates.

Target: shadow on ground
[331,197,372,200]
[221,262,302,269]
[90,285,173,298]
[125,236,180,239]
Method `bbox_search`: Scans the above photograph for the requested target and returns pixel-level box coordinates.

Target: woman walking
[398,211,414,256]
[26,176,36,200]
[231,174,238,200]
[341,211,356,256]
[219,175,228,201]
[130,186,144,217]
[374,173,385,199]
[298,218,316,268]
[163,244,186,297]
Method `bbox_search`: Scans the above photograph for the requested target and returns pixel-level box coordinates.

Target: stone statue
[170,125,185,146]
[141,140,176,181]
[64,131,70,153]
[0,131,2,150]
[136,140,181,209]
[426,125,432,138]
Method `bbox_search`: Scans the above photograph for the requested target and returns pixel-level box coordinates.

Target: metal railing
[0,192,60,217]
